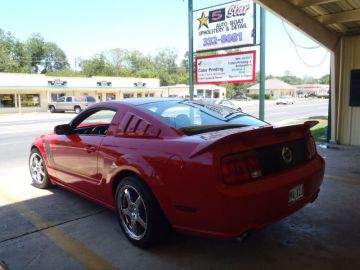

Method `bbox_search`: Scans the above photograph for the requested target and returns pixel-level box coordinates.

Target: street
[238,98,328,123]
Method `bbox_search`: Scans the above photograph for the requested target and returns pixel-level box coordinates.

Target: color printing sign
[194,0,255,52]
[195,51,256,84]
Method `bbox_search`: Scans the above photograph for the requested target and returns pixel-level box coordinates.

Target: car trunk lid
[189,122,317,182]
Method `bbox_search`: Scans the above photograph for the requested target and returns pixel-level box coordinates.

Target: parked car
[30,98,324,247]
[297,93,308,98]
[200,98,242,112]
[276,96,295,105]
[232,94,252,101]
[48,95,96,114]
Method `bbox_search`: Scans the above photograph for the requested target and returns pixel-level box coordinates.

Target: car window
[77,109,116,128]
[58,96,65,102]
[86,96,96,102]
[221,100,232,106]
[138,101,267,134]
[74,96,85,102]
[66,97,72,102]
[161,105,201,127]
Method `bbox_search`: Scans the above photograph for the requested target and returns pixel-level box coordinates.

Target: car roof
[110,98,184,106]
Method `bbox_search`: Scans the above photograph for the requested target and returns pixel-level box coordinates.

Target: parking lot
[1,99,359,270]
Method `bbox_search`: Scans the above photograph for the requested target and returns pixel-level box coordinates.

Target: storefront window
[20,94,40,107]
[0,94,15,107]
[137,93,142,98]
[51,93,65,101]
[213,90,220,98]
[205,90,212,98]
[123,93,134,99]
[149,93,154,97]
[197,89,204,97]
[106,93,116,100]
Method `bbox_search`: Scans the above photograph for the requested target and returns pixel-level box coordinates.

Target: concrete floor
[0,144,359,270]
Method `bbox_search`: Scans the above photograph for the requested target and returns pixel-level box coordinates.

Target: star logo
[197,12,209,29]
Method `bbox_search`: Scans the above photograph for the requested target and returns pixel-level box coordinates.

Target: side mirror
[54,124,72,135]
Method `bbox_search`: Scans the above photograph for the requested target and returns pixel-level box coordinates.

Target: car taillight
[306,136,317,160]
[221,152,262,184]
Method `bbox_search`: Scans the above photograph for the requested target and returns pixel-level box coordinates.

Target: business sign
[194,0,255,52]
[195,51,256,84]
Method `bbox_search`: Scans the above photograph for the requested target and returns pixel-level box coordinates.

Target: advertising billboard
[194,0,255,52]
[195,51,256,84]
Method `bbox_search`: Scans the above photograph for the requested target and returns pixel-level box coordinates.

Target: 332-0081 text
[203,33,242,47]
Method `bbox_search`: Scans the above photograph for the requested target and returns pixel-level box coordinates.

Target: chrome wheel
[75,107,81,114]
[118,185,148,241]
[29,152,46,185]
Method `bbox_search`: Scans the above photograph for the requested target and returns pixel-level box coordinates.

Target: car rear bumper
[174,154,325,239]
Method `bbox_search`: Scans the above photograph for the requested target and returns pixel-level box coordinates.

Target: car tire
[74,106,81,114]
[49,106,56,113]
[29,148,52,189]
[115,176,169,248]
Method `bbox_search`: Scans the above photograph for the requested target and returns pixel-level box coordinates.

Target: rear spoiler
[304,120,319,128]
[189,121,318,158]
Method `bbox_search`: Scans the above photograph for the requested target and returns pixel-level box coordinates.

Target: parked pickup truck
[48,96,96,113]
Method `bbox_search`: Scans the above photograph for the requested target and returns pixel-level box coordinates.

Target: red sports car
[29,98,325,247]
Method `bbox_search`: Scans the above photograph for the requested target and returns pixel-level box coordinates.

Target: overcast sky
[0,0,330,78]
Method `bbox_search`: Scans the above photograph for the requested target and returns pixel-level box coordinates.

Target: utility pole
[188,0,194,100]
[259,7,266,121]
[18,92,22,114]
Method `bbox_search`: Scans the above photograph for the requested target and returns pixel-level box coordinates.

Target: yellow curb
[325,174,360,185]
[0,191,118,270]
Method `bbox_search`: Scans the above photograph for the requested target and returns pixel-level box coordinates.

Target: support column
[259,7,266,121]
[188,0,194,100]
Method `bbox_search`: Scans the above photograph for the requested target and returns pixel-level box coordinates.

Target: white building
[0,73,161,113]
[247,78,297,99]
[295,84,330,97]
[161,84,227,99]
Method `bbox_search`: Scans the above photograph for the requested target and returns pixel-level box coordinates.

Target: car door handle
[85,146,97,153]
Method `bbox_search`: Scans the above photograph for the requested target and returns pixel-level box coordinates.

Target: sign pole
[259,7,266,121]
[188,0,194,100]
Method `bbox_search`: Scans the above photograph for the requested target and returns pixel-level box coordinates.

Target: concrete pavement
[0,146,359,270]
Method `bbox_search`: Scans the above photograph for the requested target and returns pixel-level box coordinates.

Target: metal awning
[254,0,360,51]
[289,0,360,34]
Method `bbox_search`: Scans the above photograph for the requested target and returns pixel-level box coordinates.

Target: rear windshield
[137,100,268,135]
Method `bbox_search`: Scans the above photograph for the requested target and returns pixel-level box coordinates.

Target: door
[65,96,73,110]
[51,108,117,196]
[56,96,66,110]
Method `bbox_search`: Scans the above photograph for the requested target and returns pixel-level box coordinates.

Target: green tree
[24,33,69,73]
[319,74,330,84]
[279,70,303,85]
[80,54,114,77]
[42,42,69,73]
[105,48,130,69]
[0,29,30,72]
[127,50,153,73]
[25,34,46,73]
[154,47,178,74]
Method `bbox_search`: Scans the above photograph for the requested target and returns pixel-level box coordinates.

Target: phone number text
[202,33,243,47]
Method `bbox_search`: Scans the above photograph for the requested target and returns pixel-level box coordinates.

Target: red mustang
[29,99,325,247]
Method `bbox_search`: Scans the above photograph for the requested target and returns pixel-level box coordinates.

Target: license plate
[288,184,304,204]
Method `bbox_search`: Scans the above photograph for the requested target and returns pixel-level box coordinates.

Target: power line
[293,45,329,68]
[282,20,329,68]
[282,21,321,50]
